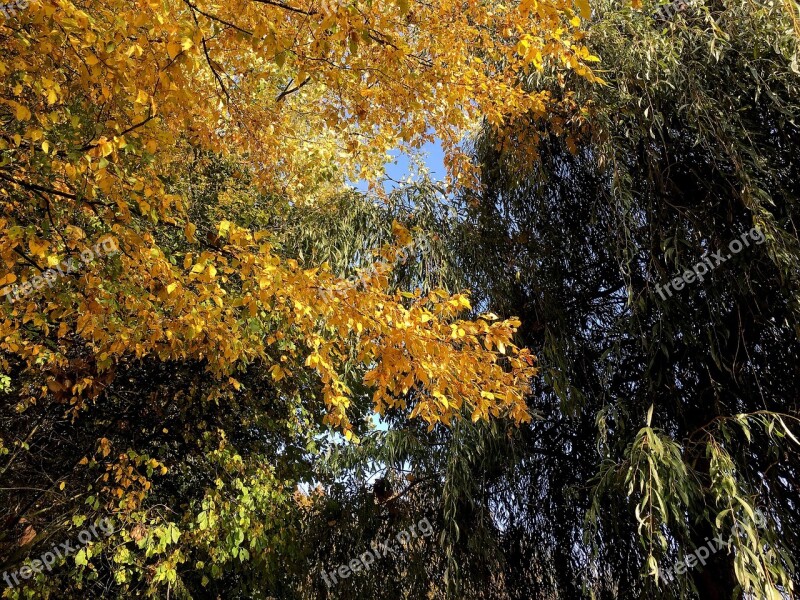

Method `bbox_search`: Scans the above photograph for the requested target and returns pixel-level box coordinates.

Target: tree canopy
[1,0,799,598]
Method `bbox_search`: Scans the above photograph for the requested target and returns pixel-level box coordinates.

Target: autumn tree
[0,0,604,595]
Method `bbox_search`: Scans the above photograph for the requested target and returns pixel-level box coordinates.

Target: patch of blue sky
[350,138,446,194]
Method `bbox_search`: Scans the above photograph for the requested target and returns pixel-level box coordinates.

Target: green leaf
[75,549,88,566]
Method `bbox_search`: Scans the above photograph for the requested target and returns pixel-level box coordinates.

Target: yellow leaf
[391,220,412,246]
[576,0,591,19]
[167,41,182,60]
[14,103,31,121]
[29,238,49,258]
[185,222,197,243]
[99,437,111,458]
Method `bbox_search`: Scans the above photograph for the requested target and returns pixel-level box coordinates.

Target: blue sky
[352,138,446,193]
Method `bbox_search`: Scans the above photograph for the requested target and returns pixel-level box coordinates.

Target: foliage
[0,0,589,591]
[429,0,800,597]
[2,0,800,597]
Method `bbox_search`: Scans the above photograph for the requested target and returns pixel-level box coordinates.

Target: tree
[3,0,599,580]
[436,0,800,597]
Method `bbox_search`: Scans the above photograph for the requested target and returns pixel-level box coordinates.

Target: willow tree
[434,0,800,598]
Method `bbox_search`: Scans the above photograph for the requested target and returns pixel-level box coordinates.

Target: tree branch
[276,76,311,102]
[0,172,77,200]
[251,0,316,16]
[184,0,253,36]
[201,36,231,103]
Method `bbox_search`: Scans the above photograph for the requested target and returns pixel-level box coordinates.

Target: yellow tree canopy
[0,0,598,197]
[0,0,598,435]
